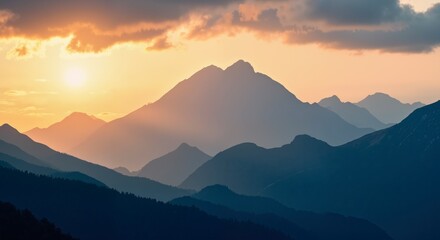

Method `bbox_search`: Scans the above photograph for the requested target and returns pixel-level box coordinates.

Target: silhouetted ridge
[176,143,196,151]
[136,143,211,186]
[175,184,393,240]
[199,185,235,196]
[347,100,440,150]
[0,201,76,240]
[0,124,21,135]
[401,100,440,123]
[319,95,342,105]
[64,112,101,122]
[0,166,291,240]
[186,65,223,82]
[0,124,192,201]
[290,135,329,146]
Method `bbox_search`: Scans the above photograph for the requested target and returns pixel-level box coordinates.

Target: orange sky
[0,0,439,131]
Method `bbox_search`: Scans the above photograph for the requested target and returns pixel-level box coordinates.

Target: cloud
[0,100,14,106]
[21,106,41,112]
[231,8,286,32]
[221,1,440,53]
[4,90,27,96]
[288,3,440,53]
[3,90,58,96]
[6,40,45,59]
[1,0,439,53]
[293,0,415,25]
[146,37,174,51]
[0,0,242,53]
[25,112,54,117]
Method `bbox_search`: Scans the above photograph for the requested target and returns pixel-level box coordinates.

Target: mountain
[181,135,333,194]
[114,166,135,176]
[0,201,75,240]
[72,60,371,169]
[356,92,425,124]
[319,95,388,130]
[0,124,191,201]
[136,143,211,186]
[0,140,105,187]
[171,196,315,240]
[172,185,392,240]
[25,112,106,153]
[181,100,440,240]
[0,166,290,240]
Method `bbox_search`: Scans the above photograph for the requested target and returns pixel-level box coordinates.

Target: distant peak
[368,92,393,98]
[371,92,391,97]
[366,92,396,101]
[199,184,234,195]
[291,134,317,143]
[176,143,196,151]
[63,112,104,123]
[0,124,20,134]
[225,60,255,75]
[290,134,329,148]
[66,112,93,119]
[319,95,342,105]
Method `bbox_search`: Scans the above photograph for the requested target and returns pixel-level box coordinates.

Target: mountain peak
[198,184,235,196]
[371,92,391,98]
[64,112,102,122]
[176,143,197,151]
[363,92,400,103]
[0,124,20,135]
[290,135,330,149]
[319,95,342,106]
[225,60,255,76]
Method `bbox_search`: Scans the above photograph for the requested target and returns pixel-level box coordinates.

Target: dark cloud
[295,0,415,25]
[289,4,440,52]
[231,8,286,31]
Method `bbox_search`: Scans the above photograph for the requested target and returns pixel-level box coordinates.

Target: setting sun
[65,67,87,88]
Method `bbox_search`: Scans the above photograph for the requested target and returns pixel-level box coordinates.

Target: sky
[0,0,439,131]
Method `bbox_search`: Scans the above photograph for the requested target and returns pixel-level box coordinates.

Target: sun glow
[64,67,87,88]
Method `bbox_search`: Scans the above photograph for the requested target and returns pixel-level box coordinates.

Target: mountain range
[171,185,392,240]
[356,92,425,124]
[181,100,440,240]
[70,60,371,169]
[0,166,290,240]
[0,124,191,201]
[26,112,106,153]
[319,95,389,130]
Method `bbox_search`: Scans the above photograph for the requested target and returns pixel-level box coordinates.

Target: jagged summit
[225,60,255,76]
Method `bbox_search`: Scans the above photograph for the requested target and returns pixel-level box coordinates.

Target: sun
[64,67,87,88]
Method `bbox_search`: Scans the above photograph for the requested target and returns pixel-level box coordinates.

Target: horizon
[1,1,440,239]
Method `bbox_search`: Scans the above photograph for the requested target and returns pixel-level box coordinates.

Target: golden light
[64,67,87,88]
